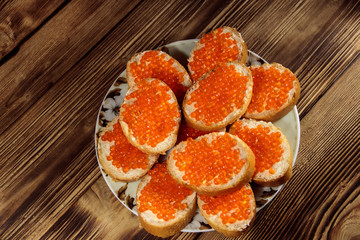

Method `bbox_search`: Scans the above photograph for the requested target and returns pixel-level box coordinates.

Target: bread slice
[188,26,248,82]
[97,115,158,182]
[244,63,301,122]
[197,183,256,238]
[126,50,192,101]
[229,119,293,187]
[182,62,253,131]
[136,163,197,238]
[119,78,181,155]
[167,132,255,196]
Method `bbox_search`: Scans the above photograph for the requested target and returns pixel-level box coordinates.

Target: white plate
[94,39,300,232]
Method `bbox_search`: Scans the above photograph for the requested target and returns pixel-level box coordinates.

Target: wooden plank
[41,179,142,239]
[0,0,239,238]
[0,0,67,60]
[0,0,142,135]
[196,56,360,240]
[327,186,360,240]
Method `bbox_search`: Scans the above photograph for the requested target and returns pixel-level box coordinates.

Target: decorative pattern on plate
[96,77,128,140]
[94,39,300,233]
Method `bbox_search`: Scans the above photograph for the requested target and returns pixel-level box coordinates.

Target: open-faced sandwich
[198,183,256,238]
[127,50,192,101]
[188,26,248,82]
[229,118,293,186]
[244,63,301,121]
[167,132,255,196]
[183,62,253,131]
[97,115,158,182]
[120,78,181,154]
[136,163,197,238]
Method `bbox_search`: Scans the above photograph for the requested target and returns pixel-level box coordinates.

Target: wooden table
[1,0,359,239]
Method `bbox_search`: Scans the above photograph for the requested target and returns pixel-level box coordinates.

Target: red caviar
[138,163,193,221]
[121,79,180,147]
[186,63,249,126]
[247,66,296,113]
[101,120,148,172]
[189,27,240,81]
[129,50,188,100]
[230,121,284,174]
[176,121,217,144]
[173,133,245,186]
[199,185,253,224]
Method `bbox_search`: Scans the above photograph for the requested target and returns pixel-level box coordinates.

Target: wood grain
[42,178,200,239]
[41,179,142,239]
[0,0,142,135]
[0,0,67,60]
[0,0,359,239]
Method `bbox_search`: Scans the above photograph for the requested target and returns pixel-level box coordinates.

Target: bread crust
[182,62,253,132]
[136,169,197,238]
[97,115,159,182]
[244,63,301,122]
[197,183,256,237]
[254,165,292,187]
[229,119,293,187]
[119,78,181,155]
[188,26,248,81]
[167,132,255,196]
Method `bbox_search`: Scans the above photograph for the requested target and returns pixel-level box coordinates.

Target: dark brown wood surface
[0,0,359,239]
